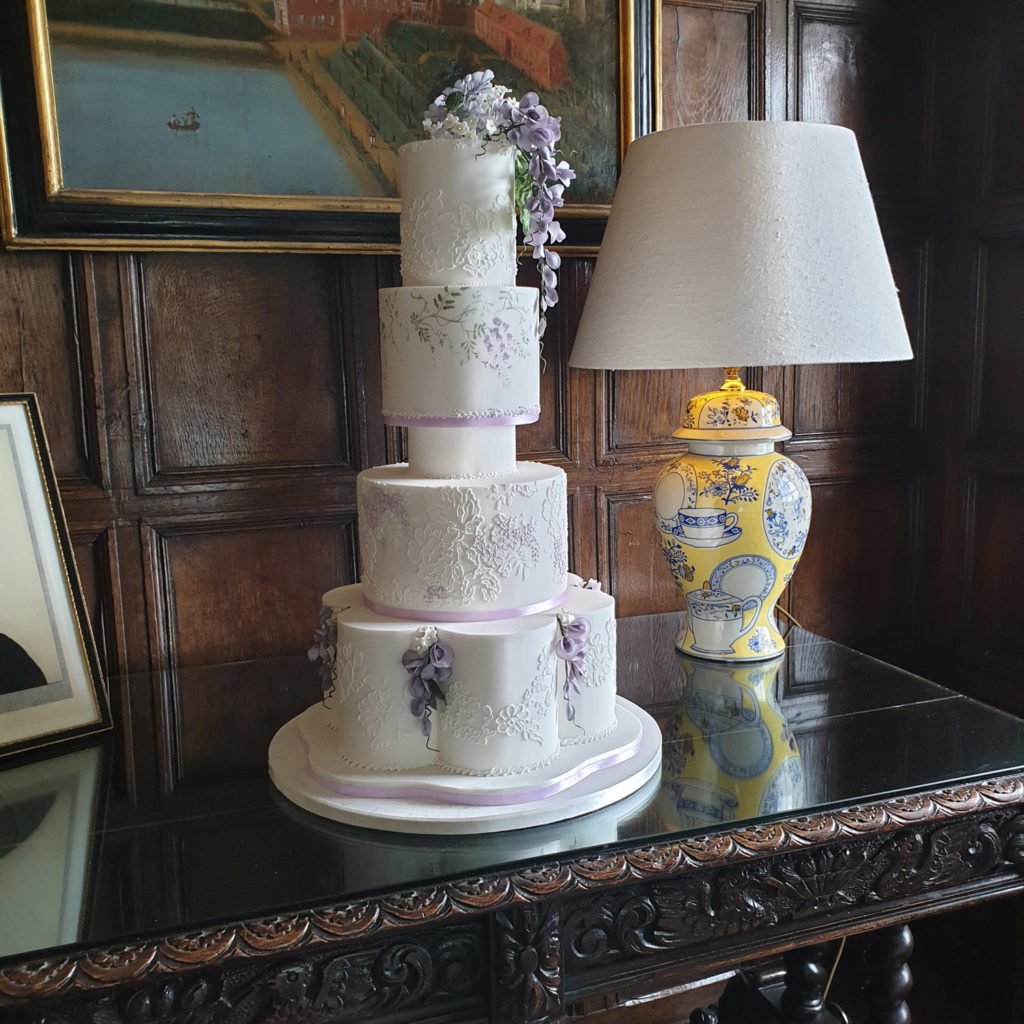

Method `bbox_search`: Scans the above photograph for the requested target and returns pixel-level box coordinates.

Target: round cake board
[268,697,662,835]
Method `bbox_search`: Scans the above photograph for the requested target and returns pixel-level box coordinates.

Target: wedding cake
[269,74,660,830]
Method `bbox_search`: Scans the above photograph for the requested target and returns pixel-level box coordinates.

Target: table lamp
[569,121,913,661]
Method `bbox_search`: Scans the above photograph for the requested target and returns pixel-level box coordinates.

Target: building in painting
[274,0,412,41]
[273,0,343,40]
[473,0,569,88]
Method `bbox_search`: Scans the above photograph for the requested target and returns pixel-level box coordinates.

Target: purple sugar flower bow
[404,628,453,739]
[554,613,591,724]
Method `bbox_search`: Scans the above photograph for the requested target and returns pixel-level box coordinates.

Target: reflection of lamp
[657,653,803,830]
[569,122,913,660]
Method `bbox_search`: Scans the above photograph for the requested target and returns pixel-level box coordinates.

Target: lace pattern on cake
[382,405,540,422]
[411,486,544,606]
[402,191,516,284]
[333,642,369,705]
[560,719,618,746]
[583,619,616,689]
[440,648,556,750]
[542,480,569,583]
[356,688,406,751]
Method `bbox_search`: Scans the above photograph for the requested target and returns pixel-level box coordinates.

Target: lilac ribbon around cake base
[303,732,641,806]
[383,411,540,427]
[365,591,568,623]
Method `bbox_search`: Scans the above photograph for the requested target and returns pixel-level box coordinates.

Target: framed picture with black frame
[0,394,111,760]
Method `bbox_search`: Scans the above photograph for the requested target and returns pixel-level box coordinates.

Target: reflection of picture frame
[0,395,111,759]
[0,744,105,957]
[0,0,643,251]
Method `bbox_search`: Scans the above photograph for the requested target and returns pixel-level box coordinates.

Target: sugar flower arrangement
[423,69,575,335]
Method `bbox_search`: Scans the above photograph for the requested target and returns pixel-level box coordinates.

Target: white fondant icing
[380,286,539,426]
[407,425,517,478]
[399,139,517,287]
[357,463,567,616]
[321,581,618,777]
[557,588,618,744]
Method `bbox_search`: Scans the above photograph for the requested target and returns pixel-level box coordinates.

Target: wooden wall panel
[963,477,1024,665]
[789,479,914,654]
[976,243,1024,437]
[131,254,352,485]
[989,15,1024,197]
[0,252,102,488]
[146,516,357,670]
[599,491,685,619]
[659,1,760,128]
[795,6,926,195]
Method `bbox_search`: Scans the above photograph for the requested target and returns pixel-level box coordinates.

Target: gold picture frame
[0,0,643,252]
[0,394,111,760]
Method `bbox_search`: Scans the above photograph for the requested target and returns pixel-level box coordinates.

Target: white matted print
[0,395,110,757]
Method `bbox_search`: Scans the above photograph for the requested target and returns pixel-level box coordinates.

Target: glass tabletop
[2,614,1023,966]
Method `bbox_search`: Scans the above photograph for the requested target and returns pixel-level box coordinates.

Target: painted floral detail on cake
[477,514,540,583]
[554,610,591,724]
[699,458,760,505]
[403,625,454,739]
[442,648,556,751]
[358,476,411,582]
[763,459,812,559]
[387,287,536,389]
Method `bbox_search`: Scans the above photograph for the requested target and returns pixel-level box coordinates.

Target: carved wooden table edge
[2,772,1023,1015]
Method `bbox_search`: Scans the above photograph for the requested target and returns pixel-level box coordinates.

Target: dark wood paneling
[789,478,914,656]
[598,490,685,619]
[129,254,352,486]
[976,243,1024,438]
[989,14,1024,198]
[660,1,760,128]
[795,7,927,196]
[0,251,102,488]
[145,515,357,670]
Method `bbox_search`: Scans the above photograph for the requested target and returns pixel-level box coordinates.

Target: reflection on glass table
[1,615,1022,973]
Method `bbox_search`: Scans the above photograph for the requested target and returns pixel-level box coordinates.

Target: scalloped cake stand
[269,697,662,834]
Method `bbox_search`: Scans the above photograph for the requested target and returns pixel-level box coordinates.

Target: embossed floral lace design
[356,688,405,751]
[358,477,410,582]
[333,642,370,705]
[441,648,556,755]
[541,481,568,583]
[402,188,516,285]
[409,485,551,606]
[582,619,616,689]
[386,286,534,389]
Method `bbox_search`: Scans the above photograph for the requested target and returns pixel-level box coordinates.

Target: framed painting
[0,395,111,760]
[0,0,650,251]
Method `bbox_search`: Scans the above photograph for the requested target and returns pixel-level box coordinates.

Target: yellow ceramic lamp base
[654,374,811,661]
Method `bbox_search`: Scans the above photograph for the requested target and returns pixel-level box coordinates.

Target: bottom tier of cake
[268,696,662,834]
[315,578,618,777]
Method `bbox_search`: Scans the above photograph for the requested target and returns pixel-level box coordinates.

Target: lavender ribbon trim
[308,733,641,807]
[365,591,568,623]
[383,410,540,427]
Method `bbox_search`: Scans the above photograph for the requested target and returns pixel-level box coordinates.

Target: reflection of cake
[270,80,661,830]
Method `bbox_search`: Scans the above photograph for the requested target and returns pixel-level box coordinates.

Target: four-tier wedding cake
[269,76,661,832]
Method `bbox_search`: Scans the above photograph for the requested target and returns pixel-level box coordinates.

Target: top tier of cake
[399,139,518,288]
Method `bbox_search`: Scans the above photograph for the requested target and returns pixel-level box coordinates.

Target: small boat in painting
[167,108,200,132]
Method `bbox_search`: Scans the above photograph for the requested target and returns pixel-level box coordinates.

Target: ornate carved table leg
[492,903,563,1024]
[779,946,829,1022]
[865,924,914,1024]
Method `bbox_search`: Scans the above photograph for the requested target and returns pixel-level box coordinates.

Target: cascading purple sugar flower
[422,70,575,337]
[307,605,337,700]
[553,611,591,724]
[403,625,453,740]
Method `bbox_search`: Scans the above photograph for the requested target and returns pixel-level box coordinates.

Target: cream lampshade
[569,121,912,661]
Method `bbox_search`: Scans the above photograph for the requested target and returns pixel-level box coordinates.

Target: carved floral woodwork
[1,777,1022,1024]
